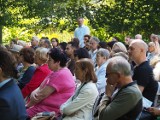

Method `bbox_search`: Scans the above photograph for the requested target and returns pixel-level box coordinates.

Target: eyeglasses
[105,72,118,78]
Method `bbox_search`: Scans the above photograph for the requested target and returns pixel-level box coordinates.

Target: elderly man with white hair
[128,39,158,104]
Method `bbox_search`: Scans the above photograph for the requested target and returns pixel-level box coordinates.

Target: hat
[10,44,23,53]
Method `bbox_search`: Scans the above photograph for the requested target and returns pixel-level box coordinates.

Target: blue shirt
[74,25,90,47]
[0,78,11,88]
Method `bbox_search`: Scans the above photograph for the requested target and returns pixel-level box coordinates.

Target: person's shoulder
[84,82,97,90]
[74,27,79,31]
[137,61,152,71]
[83,25,89,29]
[38,64,50,71]
[27,65,36,71]
[121,84,142,99]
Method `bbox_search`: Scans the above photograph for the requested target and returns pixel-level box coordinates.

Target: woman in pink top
[26,48,76,118]
[22,47,51,98]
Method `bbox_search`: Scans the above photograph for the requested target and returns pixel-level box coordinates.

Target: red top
[22,64,51,98]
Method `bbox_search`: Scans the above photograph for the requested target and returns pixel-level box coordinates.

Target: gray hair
[113,52,129,60]
[35,47,49,62]
[148,42,156,47]
[90,36,100,43]
[107,56,131,76]
[97,48,110,59]
[32,36,40,42]
[135,34,142,39]
[112,42,127,53]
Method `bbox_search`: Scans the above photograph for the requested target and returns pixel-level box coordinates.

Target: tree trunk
[0,25,2,44]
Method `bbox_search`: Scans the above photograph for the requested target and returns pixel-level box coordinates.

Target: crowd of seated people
[1,32,160,120]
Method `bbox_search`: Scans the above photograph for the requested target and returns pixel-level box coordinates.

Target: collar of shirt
[91,49,98,54]
[0,78,11,88]
[78,25,85,28]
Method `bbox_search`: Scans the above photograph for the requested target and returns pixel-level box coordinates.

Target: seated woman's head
[34,47,49,65]
[0,49,17,79]
[19,47,35,64]
[75,58,97,83]
[48,48,67,71]
[112,42,127,53]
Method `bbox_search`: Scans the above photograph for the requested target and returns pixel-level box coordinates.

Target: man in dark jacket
[0,48,27,120]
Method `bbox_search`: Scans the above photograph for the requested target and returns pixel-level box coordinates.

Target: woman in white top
[60,58,99,120]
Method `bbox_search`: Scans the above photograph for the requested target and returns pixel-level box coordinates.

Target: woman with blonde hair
[21,47,51,98]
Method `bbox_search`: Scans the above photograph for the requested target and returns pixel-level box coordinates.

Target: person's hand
[147,107,160,116]
[30,89,39,102]
[105,83,117,97]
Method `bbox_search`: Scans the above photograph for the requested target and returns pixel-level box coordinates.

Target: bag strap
[71,82,87,100]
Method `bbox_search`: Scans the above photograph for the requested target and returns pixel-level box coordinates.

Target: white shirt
[74,25,90,47]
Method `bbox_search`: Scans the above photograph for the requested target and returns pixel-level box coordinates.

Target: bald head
[130,39,148,53]
[129,39,148,64]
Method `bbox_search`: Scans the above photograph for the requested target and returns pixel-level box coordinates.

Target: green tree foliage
[91,0,160,41]
[1,0,160,44]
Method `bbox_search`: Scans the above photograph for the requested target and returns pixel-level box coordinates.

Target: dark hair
[84,34,91,41]
[19,48,35,64]
[68,41,79,49]
[71,38,79,48]
[107,41,117,49]
[41,37,49,39]
[59,42,67,51]
[49,48,67,67]
[76,59,97,83]
[74,48,90,59]
[0,49,17,78]
[51,38,59,45]
[98,41,108,49]
[113,36,120,41]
